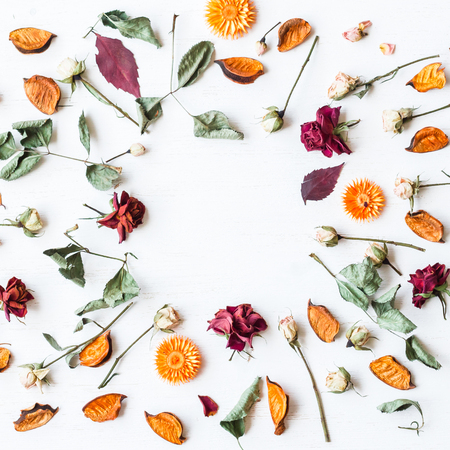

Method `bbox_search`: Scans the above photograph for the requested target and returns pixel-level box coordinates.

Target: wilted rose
[255,41,267,56]
[315,226,338,247]
[19,367,50,393]
[325,369,349,392]
[327,72,360,101]
[364,243,387,267]
[261,108,284,133]
[0,277,34,322]
[346,324,370,348]
[394,177,414,200]
[57,57,78,79]
[279,316,298,342]
[382,108,413,134]
[129,143,145,157]
[98,191,145,244]
[19,208,43,232]
[154,306,180,330]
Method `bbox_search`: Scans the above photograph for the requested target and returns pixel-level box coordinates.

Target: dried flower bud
[325,368,349,393]
[129,143,145,157]
[255,41,267,56]
[315,226,338,247]
[394,177,414,200]
[57,57,78,79]
[346,324,370,348]
[154,305,180,330]
[328,72,360,100]
[382,110,405,134]
[261,107,284,133]
[364,243,387,267]
[342,21,371,42]
[19,367,50,393]
[19,208,43,232]
[380,43,395,55]
[279,315,298,342]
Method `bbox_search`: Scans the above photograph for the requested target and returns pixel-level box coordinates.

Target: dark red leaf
[198,395,219,417]
[301,163,344,204]
[95,33,141,98]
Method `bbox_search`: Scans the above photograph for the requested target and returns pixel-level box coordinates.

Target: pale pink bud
[279,316,298,342]
[129,143,145,157]
[380,43,395,55]
[394,177,414,200]
[255,41,267,56]
[326,370,348,392]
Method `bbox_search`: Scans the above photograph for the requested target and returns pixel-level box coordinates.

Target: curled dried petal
[380,43,395,55]
[405,210,444,243]
[0,347,11,372]
[79,330,112,367]
[405,127,449,153]
[215,57,264,84]
[266,376,289,435]
[24,75,61,115]
[307,299,340,342]
[82,394,126,422]
[9,28,55,54]
[406,63,446,92]
[13,403,59,432]
[145,411,186,445]
[198,396,219,417]
[370,355,415,390]
[277,18,311,52]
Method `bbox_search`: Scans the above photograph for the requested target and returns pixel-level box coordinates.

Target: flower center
[167,350,185,370]
[356,194,370,208]
[222,5,238,20]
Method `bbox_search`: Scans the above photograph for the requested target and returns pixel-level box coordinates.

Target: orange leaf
[370,356,415,390]
[405,127,449,153]
[307,299,340,343]
[406,63,446,92]
[277,18,311,52]
[405,210,444,243]
[215,57,264,84]
[9,28,55,54]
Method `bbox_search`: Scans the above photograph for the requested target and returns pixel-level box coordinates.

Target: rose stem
[292,344,330,442]
[79,77,140,127]
[42,302,133,368]
[259,21,281,42]
[281,35,319,116]
[98,324,155,389]
[420,182,450,187]
[411,103,450,120]
[337,236,425,252]
[82,204,106,216]
[437,292,447,320]
[170,14,179,93]
[82,16,102,38]
[383,259,402,276]
[105,150,130,163]
[237,439,245,450]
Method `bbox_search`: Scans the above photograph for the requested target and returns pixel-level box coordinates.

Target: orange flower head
[342,179,385,222]
[205,0,256,40]
[155,335,201,385]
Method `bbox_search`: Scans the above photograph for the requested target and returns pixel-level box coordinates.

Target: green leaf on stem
[59,252,86,287]
[65,352,80,369]
[86,164,120,191]
[193,111,244,140]
[354,85,371,99]
[44,244,83,268]
[177,41,214,89]
[339,257,382,296]
[220,376,260,443]
[405,335,441,370]
[13,119,53,148]
[377,399,424,435]
[377,309,416,334]
[42,333,63,351]
[135,97,163,134]
[0,132,17,160]
[336,279,370,311]
[0,151,41,181]
[81,80,110,105]
[372,285,401,317]
[73,318,96,333]
[78,111,90,155]
[75,299,109,316]
[103,267,140,308]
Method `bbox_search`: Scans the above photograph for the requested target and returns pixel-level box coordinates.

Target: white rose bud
[255,41,267,56]
[382,110,403,133]
[22,208,43,232]
[364,243,387,267]
[346,324,370,348]
[315,226,338,247]
[129,143,146,157]
[261,108,284,133]
[19,368,37,390]
[325,368,349,392]
[154,306,180,330]
[279,316,298,342]
[328,72,360,100]
[57,57,78,79]
[393,177,414,200]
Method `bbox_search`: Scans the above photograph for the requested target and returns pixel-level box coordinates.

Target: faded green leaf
[81,80,110,105]
[372,285,401,317]
[336,279,370,311]
[78,111,90,155]
[375,284,400,304]
[75,299,109,316]
[377,309,416,334]
[340,258,382,296]
[59,252,86,288]
[0,132,16,160]
[135,97,163,134]
[178,41,214,88]
[42,333,63,351]
[0,151,41,181]
[377,399,424,434]
[405,335,441,370]
[193,111,244,140]
[65,352,80,369]
[13,119,52,148]
[44,244,83,269]
[220,377,260,443]
[101,10,129,27]
[86,164,120,191]
[0,151,22,180]
[103,267,140,308]
[74,318,96,333]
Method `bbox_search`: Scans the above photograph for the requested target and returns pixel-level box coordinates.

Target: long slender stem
[105,151,130,163]
[437,292,447,320]
[260,22,281,41]
[42,302,133,368]
[309,253,336,278]
[339,236,425,252]
[98,324,155,388]
[83,204,106,216]
[171,94,193,116]
[411,103,450,120]
[421,182,450,187]
[282,36,319,114]
[170,14,179,93]
[64,233,126,263]
[384,259,402,276]
[83,16,102,38]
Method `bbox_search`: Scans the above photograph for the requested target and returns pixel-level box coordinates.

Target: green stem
[338,236,425,252]
[98,324,155,389]
[260,22,281,42]
[383,259,402,276]
[411,103,450,120]
[437,292,447,320]
[42,302,133,368]
[237,439,244,450]
[282,36,319,114]
[170,14,179,93]
[64,233,126,263]
[83,204,106,216]
[309,253,336,278]
[83,16,101,39]
[171,94,193,116]
[105,151,130,163]
[420,182,450,188]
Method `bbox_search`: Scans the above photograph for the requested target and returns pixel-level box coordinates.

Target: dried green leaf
[13,119,52,148]
[73,318,95,333]
[339,258,382,296]
[78,111,90,155]
[75,299,109,316]
[58,252,86,287]
[335,279,370,311]
[377,309,416,334]
[178,41,214,89]
[86,164,120,191]
[405,335,441,370]
[43,245,83,269]
[135,97,162,134]
[372,285,401,317]
[42,333,63,351]
[193,111,243,140]
[0,151,41,181]
[103,267,140,308]
[0,132,17,160]
[377,399,424,435]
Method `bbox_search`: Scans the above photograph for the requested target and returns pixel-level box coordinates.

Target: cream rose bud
[327,72,360,100]
[57,57,78,79]
[346,324,370,347]
[154,306,180,330]
[255,41,267,56]
[382,110,403,133]
[325,370,348,392]
[22,208,43,232]
[315,226,338,247]
[279,316,298,342]
[364,243,387,267]
[129,143,145,157]
[19,368,37,389]
[261,109,284,133]
[394,177,414,200]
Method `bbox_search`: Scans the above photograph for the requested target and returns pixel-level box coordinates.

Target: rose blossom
[98,191,145,244]
[364,243,387,267]
[325,370,348,392]
[382,108,414,134]
[0,277,34,322]
[19,367,50,393]
[394,177,414,200]
[57,57,78,79]
[279,316,298,342]
[315,226,339,247]
[346,324,370,348]
[154,305,180,330]
[343,21,372,42]
[328,72,360,100]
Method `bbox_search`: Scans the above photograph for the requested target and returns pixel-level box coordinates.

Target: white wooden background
[1,0,450,448]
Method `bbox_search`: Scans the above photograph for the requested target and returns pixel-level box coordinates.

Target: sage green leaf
[59,252,86,288]
[1,151,42,181]
[375,284,400,304]
[336,279,369,311]
[193,111,244,140]
[372,285,401,317]
[0,132,16,160]
[73,318,95,333]
[135,97,163,134]
[75,299,109,316]
[0,151,22,180]
[65,352,80,369]
[86,164,120,191]
[81,80,110,105]
[177,41,214,88]
[23,228,39,238]
[220,376,260,443]
[103,267,140,308]
[405,335,441,370]
[13,119,52,148]
[42,333,63,351]
[377,399,424,434]
[340,257,382,296]
[78,111,90,156]
[101,10,128,27]
[377,309,416,334]
[44,244,83,269]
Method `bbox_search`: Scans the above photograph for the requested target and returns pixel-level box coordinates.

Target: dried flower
[278,316,298,342]
[0,277,34,322]
[380,43,395,55]
[129,143,145,157]
[382,108,414,134]
[255,41,267,56]
[394,177,415,200]
[328,72,360,100]
[19,366,50,393]
[346,324,370,349]
[20,207,43,232]
[57,57,86,88]
[315,226,339,247]
[261,107,284,133]
[98,191,145,244]
[364,243,387,267]
[342,20,372,42]
[154,305,180,331]
[342,179,385,222]
[325,369,349,392]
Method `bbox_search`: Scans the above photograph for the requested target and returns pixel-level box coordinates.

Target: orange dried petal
[79,330,112,367]
[406,63,446,92]
[405,127,449,153]
[24,75,60,115]
[82,394,126,422]
[145,411,186,445]
[405,210,444,243]
[277,18,311,52]
[214,57,264,84]
[266,376,289,435]
[14,403,59,432]
[9,28,55,54]
[370,356,415,390]
[0,347,11,372]
[307,299,340,343]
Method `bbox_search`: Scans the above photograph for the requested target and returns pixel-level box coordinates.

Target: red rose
[98,191,145,244]
[207,304,267,352]
[0,277,34,322]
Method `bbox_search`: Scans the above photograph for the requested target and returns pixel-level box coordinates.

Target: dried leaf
[266,377,289,435]
[42,333,63,351]
[301,163,344,204]
[78,111,90,156]
[377,309,416,334]
[214,57,264,84]
[177,41,214,89]
[406,63,446,92]
[0,150,41,181]
[307,300,340,342]
[82,394,126,422]
[193,111,244,140]
[9,28,55,54]
[86,164,121,191]
[79,331,112,367]
[24,75,60,115]
[103,267,140,308]
[13,119,53,148]
[75,299,109,316]
[0,347,11,372]
[0,131,17,160]
[340,258,382,296]
[405,127,448,153]
[377,399,424,434]
[95,33,141,98]
[277,18,311,52]
[335,279,370,311]
[405,335,441,370]
[135,97,163,134]
[14,404,59,432]
[405,210,444,243]
[43,245,85,287]
[198,396,219,417]
[372,285,400,317]
[145,412,186,445]
[370,356,415,390]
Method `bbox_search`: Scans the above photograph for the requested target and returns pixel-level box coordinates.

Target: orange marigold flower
[205,0,256,40]
[155,335,201,385]
[342,179,385,222]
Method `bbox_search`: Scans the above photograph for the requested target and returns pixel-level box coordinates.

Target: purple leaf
[198,395,219,417]
[95,33,141,98]
[301,163,344,204]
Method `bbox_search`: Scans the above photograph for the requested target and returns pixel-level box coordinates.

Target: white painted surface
[1,0,449,448]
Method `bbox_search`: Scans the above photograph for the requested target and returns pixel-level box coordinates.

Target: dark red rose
[207,303,267,352]
[98,191,145,244]
[408,263,450,308]
[300,105,352,158]
[0,277,34,322]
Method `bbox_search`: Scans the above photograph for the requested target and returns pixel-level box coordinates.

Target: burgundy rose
[207,304,268,353]
[300,105,353,158]
[408,263,450,311]
[98,191,145,244]
[0,277,34,322]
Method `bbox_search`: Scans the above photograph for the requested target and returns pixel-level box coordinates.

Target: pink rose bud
[129,143,145,157]
[255,41,267,56]
[380,43,395,55]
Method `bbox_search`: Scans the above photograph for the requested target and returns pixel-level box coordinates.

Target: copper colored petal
[82,394,126,422]
[9,28,55,54]
[277,18,312,52]
[370,355,415,390]
[405,127,449,153]
[406,63,446,92]
[214,57,264,84]
[307,299,340,342]
[405,210,444,243]
[145,411,186,445]
[79,330,112,367]
[198,395,219,417]
[0,347,11,372]
[24,75,61,115]
[13,403,59,432]
[266,376,289,435]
